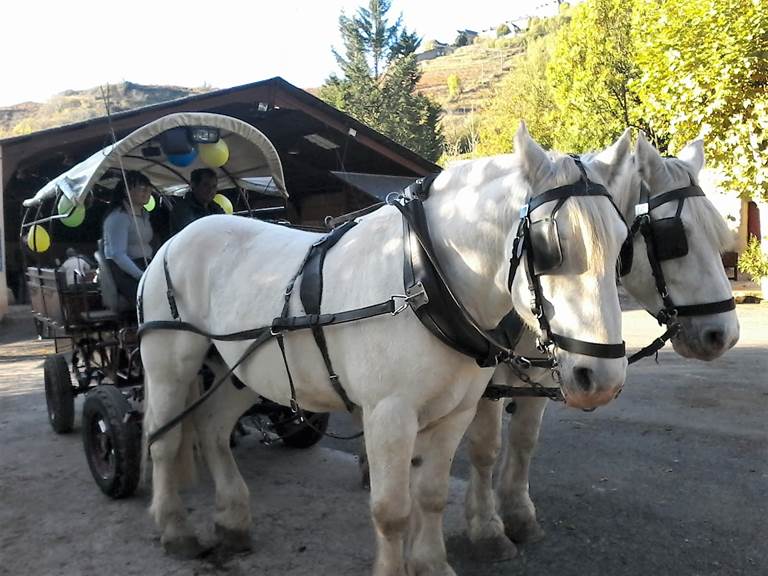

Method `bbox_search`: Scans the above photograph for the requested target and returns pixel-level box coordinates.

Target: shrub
[446,74,462,100]
[738,236,768,281]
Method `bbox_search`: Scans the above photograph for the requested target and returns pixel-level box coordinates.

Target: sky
[0,0,559,107]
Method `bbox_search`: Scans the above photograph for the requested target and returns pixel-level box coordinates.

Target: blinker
[529,218,563,275]
[649,217,689,261]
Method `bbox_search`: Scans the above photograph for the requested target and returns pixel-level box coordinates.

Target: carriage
[21,112,331,498]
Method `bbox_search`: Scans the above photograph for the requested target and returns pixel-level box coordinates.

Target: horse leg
[143,333,210,558]
[406,407,477,576]
[464,398,517,561]
[193,363,256,554]
[496,397,548,543]
[364,398,419,576]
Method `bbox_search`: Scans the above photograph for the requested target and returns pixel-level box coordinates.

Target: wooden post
[0,144,8,320]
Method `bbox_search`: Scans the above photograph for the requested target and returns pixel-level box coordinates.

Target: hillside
[0,82,211,138]
[416,38,525,156]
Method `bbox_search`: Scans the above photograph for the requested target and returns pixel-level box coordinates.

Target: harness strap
[272,301,396,331]
[550,333,626,359]
[163,240,180,320]
[299,221,359,412]
[674,298,735,317]
[627,323,680,365]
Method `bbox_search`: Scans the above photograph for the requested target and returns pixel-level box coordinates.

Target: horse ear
[635,131,665,181]
[677,139,705,173]
[592,128,633,185]
[514,122,550,181]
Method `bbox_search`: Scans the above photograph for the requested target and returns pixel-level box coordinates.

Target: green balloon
[61,204,86,227]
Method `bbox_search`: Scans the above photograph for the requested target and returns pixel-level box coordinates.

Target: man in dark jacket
[169,168,224,234]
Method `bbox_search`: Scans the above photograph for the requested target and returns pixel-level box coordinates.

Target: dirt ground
[0,302,766,576]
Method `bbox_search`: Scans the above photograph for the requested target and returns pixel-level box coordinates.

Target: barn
[0,77,439,320]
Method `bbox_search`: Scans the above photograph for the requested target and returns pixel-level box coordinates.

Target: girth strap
[298,220,359,412]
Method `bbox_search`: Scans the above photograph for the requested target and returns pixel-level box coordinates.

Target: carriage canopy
[23,112,287,207]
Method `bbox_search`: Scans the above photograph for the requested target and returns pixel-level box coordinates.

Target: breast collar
[395,165,627,369]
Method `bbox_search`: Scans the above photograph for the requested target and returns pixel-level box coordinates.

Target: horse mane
[642,157,734,254]
[438,151,619,273]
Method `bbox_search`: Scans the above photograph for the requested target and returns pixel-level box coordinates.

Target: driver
[169,168,224,235]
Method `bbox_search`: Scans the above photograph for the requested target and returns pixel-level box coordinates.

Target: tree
[446,74,462,100]
[454,31,471,47]
[631,0,768,199]
[478,35,559,155]
[497,23,511,38]
[546,0,647,152]
[319,0,443,161]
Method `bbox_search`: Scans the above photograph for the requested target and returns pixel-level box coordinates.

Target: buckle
[519,204,529,218]
[392,282,429,315]
[634,202,649,216]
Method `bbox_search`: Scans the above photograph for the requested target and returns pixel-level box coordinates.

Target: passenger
[59,247,92,286]
[169,168,224,235]
[102,171,153,306]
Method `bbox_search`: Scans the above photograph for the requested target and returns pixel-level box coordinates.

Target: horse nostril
[573,367,593,392]
[703,328,726,351]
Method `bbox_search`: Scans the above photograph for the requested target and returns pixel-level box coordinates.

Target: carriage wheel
[82,386,141,499]
[269,408,330,449]
[44,355,75,433]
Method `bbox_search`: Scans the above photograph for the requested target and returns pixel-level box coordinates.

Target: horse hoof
[215,523,253,554]
[504,518,545,544]
[470,536,518,562]
[163,534,209,559]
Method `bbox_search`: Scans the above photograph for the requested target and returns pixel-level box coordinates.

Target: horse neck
[422,178,522,328]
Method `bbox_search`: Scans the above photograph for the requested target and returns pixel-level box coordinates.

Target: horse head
[506,124,633,409]
[622,132,739,360]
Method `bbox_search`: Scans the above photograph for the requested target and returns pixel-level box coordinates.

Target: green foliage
[319,0,444,161]
[547,0,644,152]
[738,236,768,280]
[446,74,462,100]
[497,23,511,37]
[477,36,560,155]
[631,0,768,199]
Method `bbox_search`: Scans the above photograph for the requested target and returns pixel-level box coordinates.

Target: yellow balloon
[199,140,229,168]
[212,193,233,215]
[27,225,51,253]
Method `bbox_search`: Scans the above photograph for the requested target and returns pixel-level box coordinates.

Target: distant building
[416,41,454,62]
[455,29,479,45]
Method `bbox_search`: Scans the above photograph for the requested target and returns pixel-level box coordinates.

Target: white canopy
[24,112,287,207]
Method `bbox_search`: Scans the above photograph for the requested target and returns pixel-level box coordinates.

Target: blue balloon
[167,149,198,167]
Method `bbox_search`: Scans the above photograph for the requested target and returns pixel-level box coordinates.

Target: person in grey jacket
[102,171,153,306]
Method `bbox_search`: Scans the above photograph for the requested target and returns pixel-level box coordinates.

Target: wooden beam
[0,145,9,319]
[273,90,433,176]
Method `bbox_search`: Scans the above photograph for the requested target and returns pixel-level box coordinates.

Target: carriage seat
[95,240,134,315]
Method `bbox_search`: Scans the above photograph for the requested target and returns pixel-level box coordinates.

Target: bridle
[506,156,628,370]
[621,174,736,363]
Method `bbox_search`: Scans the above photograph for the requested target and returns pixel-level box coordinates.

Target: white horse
[139,124,634,575]
[463,132,740,560]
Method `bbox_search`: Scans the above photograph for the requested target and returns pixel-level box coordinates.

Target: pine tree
[320,0,443,162]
